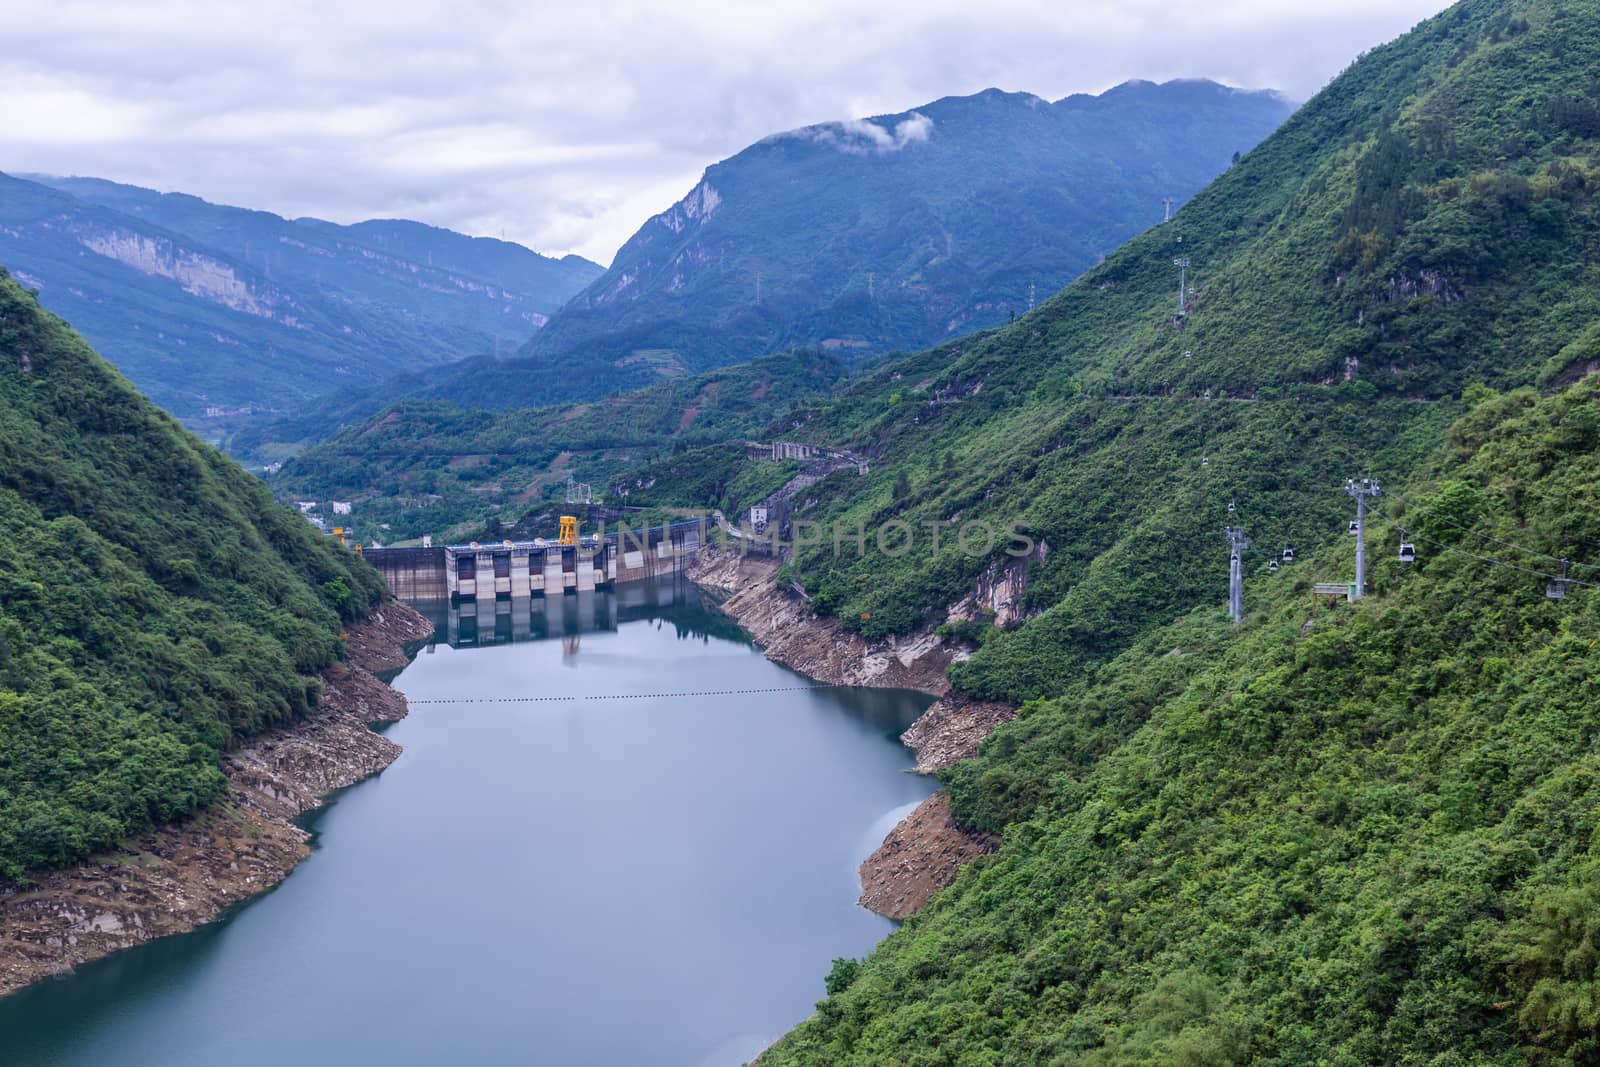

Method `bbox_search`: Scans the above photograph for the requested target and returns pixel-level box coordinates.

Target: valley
[234,78,1292,464]
[0,174,601,428]
[0,580,937,1067]
[4,0,1600,1063]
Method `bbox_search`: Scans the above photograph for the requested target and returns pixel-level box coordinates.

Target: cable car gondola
[1282,545,1294,563]
[1348,521,1360,535]
[1398,542,1416,563]
[1548,559,1571,600]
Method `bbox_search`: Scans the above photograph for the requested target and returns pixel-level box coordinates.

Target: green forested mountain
[267,349,849,544]
[36,176,600,314]
[746,0,1600,704]
[0,173,601,422]
[767,380,1600,1065]
[373,81,1292,413]
[734,0,1600,1060]
[0,269,385,881]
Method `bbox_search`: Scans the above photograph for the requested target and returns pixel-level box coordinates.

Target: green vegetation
[0,172,600,423]
[739,0,1600,708]
[240,82,1290,457]
[0,270,384,881]
[765,380,1600,1065]
[268,350,845,543]
[3,14,1596,1067]
[374,81,1291,414]
[746,2,1600,1061]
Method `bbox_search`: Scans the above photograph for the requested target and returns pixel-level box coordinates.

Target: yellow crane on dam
[558,515,579,545]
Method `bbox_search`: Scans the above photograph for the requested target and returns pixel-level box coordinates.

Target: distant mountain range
[415,79,1293,410]
[0,173,602,421]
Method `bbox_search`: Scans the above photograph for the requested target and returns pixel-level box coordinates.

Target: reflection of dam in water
[0,575,930,1067]
[407,574,746,650]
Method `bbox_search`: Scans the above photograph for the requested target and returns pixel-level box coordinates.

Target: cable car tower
[1225,524,1249,624]
[1344,476,1381,598]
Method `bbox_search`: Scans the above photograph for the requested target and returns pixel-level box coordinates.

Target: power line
[405,683,847,705]
[1405,512,1600,573]
[1396,526,1599,590]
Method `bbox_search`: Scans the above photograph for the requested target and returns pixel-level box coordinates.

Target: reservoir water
[0,577,935,1066]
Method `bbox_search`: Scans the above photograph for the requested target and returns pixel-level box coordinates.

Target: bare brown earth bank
[856,792,998,920]
[0,602,433,998]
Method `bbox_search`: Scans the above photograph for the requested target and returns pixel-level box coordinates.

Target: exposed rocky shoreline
[0,556,1007,997]
[0,601,433,999]
[686,546,1013,920]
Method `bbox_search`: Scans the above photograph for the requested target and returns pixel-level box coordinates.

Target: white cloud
[3,73,151,143]
[778,111,936,155]
[0,0,1454,266]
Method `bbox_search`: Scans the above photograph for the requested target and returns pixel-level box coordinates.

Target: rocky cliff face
[900,695,1017,776]
[688,546,955,693]
[0,602,433,997]
[78,229,290,320]
[687,545,1012,919]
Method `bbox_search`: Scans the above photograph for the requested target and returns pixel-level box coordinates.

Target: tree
[824,957,860,996]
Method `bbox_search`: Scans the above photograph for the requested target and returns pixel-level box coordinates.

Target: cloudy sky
[2,0,1452,266]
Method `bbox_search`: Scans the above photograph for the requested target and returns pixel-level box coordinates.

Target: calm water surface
[0,578,934,1066]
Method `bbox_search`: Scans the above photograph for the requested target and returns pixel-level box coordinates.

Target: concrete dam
[362,519,711,601]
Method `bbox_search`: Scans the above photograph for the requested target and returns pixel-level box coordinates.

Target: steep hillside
[267,349,849,544]
[764,379,1600,1064]
[0,173,601,422]
[391,81,1293,411]
[0,269,385,881]
[731,0,1600,707]
[36,176,601,317]
[740,1,1600,1061]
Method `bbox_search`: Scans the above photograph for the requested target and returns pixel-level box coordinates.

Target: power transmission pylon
[1173,257,1190,316]
[1163,196,1175,222]
[1225,525,1249,624]
[1344,476,1381,598]
[565,473,592,505]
